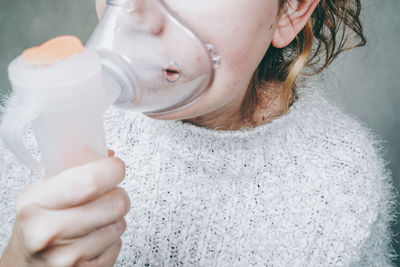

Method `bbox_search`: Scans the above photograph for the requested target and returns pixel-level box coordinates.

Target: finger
[42,219,125,267]
[55,187,130,239]
[108,150,115,157]
[15,187,129,254]
[80,220,125,261]
[77,239,122,267]
[22,157,126,210]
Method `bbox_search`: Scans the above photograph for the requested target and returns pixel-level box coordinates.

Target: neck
[185,84,289,131]
[185,92,247,131]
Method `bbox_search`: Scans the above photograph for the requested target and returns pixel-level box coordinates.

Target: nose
[108,0,165,36]
[107,0,145,12]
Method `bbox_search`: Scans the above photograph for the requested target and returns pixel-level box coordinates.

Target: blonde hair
[241,0,366,121]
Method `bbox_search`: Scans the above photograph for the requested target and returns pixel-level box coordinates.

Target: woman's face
[95,0,282,122]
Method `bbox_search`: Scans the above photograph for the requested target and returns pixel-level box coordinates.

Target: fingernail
[108,150,115,157]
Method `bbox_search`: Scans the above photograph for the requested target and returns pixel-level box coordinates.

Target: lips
[165,68,179,75]
[163,62,181,82]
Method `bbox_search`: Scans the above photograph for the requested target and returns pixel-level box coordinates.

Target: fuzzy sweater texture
[0,87,397,266]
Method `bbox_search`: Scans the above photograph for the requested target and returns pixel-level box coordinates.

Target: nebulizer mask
[0,0,220,176]
[87,0,220,114]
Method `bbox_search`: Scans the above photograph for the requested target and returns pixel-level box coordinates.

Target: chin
[143,107,200,121]
[144,96,215,121]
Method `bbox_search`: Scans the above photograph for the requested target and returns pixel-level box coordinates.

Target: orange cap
[22,35,84,67]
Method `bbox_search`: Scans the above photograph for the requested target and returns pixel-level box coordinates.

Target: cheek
[220,51,253,95]
[225,43,253,78]
[216,30,268,91]
[209,17,276,90]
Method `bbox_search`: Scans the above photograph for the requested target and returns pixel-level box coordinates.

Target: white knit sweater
[0,87,397,266]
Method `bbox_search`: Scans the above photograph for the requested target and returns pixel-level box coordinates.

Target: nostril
[122,0,165,36]
[145,2,165,36]
[124,2,137,12]
[122,0,144,13]
[107,0,145,14]
[107,0,141,9]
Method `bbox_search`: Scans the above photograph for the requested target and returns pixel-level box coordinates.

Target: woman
[0,0,397,266]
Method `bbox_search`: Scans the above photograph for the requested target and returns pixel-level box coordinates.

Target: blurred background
[0,0,399,264]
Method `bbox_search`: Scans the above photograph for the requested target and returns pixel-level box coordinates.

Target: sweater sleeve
[290,93,398,266]
[313,113,399,266]
[349,129,398,267]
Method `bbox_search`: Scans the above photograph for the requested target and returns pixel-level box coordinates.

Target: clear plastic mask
[86,0,220,116]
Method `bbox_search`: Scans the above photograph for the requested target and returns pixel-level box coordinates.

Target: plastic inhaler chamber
[86,0,220,116]
[5,46,112,176]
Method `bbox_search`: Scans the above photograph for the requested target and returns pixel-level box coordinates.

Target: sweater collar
[109,86,320,140]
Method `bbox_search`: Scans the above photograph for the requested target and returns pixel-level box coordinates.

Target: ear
[272,0,320,48]
[95,0,107,20]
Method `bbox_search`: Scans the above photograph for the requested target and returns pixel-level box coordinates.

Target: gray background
[0,0,399,264]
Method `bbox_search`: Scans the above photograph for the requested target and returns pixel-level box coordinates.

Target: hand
[0,150,130,267]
